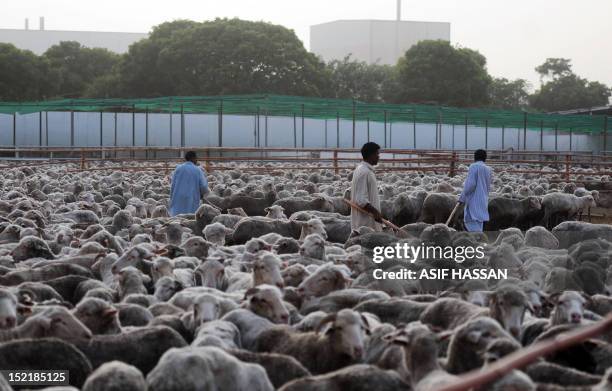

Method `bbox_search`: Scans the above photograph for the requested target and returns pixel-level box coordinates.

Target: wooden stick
[436,313,612,391]
[343,198,403,231]
[446,202,460,226]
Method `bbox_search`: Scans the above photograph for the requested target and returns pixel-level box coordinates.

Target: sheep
[73,297,121,335]
[254,309,370,374]
[158,222,191,246]
[278,364,408,391]
[299,233,326,260]
[1,305,92,343]
[227,349,311,389]
[9,235,56,261]
[296,263,351,298]
[299,218,328,241]
[116,266,150,300]
[265,205,288,219]
[485,196,542,231]
[222,308,276,350]
[0,338,93,388]
[542,193,597,228]
[146,346,274,391]
[0,288,18,329]
[446,317,514,374]
[243,285,289,324]
[524,225,559,249]
[275,237,301,254]
[82,361,146,391]
[194,258,228,290]
[384,323,458,391]
[153,276,183,302]
[550,291,587,325]
[192,319,242,350]
[74,326,187,376]
[203,221,234,245]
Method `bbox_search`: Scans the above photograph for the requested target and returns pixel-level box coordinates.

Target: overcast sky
[2,0,611,90]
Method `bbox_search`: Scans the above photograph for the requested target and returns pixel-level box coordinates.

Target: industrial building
[310,19,450,65]
[0,17,147,54]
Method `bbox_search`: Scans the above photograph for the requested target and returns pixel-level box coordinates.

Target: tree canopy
[0,20,609,112]
[530,58,611,111]
[394,40,492,107]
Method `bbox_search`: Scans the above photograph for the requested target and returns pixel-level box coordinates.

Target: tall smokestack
[396,0,401,21]
[25,18,29,30]
[39,16,45,31]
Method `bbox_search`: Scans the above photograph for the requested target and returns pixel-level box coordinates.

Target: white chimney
[39,16,45,31]
[396,0,401,21]
[25,18,29,30]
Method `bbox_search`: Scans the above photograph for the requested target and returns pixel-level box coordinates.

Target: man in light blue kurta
[458,149,492,232]
[169,151,209,216]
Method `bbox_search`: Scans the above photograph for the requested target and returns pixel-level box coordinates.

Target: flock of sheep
[1,159,612,391]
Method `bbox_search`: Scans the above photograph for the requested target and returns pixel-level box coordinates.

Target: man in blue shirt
[458,149,492,232]
[169,151,209,216]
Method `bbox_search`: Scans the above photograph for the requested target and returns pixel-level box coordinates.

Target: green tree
[530,58,611,111]
[489,78,530,109]
[535,58,573,82]
[327,55,396,102]
[394,40,492,107]
[0,43,57,101]
[114,18,330,97]
[44,41,120,98]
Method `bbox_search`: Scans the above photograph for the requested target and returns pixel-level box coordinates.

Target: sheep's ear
[315,313,337,334]
[383,331,409,346]
[102,308,117,318]
[436,330,454,342]
[579,292,592,304]
[547,292,561,305]
[360,314,371,335]
[466,330,482,344]
[244,287,260,300]
[141,274,152,285]
[264,207,270,213]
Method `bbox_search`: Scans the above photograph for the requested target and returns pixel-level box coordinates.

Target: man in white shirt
[350,142,383,235]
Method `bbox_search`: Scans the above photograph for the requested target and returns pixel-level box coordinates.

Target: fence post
[540,120,544,153]
[565,154,571,181]
[45,111,49,147]
[180,104,185,158]
[39,111,42,149]
[301,104,305,148]
[13,113,17,158]
[352,100,356,148]
[336,112,340,148]
[293,113,297,148]
[131,105,135,158]
[80,149,85,170]
[114,112,117,159]
[501,125,505,150]
[70,110,75,148]
[485,119,488,150]
[413,111,417,149]
[604,116,608,155]
[383,110,388,148]
[464,115,468,150]
[554,123,558,152]
[205,149,211,173]
[169,99,173,147]
[367,117,370,142]
[145,108,149,159]
[449,151,457,177]
[218,100,223,148]
[325,119,328,148]
[333,150,338,175]
[523,112,527,151]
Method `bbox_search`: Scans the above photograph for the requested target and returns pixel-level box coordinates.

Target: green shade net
[0,94,609,133]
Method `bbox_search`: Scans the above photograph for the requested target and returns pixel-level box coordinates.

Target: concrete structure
[0,19,147,54]
[310,19,450,65]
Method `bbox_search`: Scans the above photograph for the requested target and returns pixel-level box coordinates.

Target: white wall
[0,29,148,54]
[310,20,451,65]
[0,112,599,153]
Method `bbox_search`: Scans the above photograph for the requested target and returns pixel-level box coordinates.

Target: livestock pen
[4,96,612,391]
